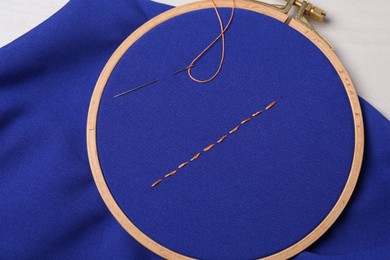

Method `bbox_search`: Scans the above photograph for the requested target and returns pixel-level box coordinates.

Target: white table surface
[1,0,389,120]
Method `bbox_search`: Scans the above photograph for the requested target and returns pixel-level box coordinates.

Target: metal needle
[113,65,193,98]
[114,79,159,98]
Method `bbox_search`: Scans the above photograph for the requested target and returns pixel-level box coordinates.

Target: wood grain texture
[86,0,364,259]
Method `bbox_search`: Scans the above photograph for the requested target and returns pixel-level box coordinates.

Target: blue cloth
[0,0,389,259]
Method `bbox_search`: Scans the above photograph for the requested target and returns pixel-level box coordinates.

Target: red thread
[187,0,235,83]
[151,100,279,188]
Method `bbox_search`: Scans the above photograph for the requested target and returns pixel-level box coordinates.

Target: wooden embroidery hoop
[86,0,364,259]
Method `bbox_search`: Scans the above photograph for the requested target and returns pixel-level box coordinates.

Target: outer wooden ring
[86,1,364,259]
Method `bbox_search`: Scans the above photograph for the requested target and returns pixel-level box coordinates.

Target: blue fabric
[0,0,389,259]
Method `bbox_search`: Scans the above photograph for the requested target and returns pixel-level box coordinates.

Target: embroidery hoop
[86,0,364,258]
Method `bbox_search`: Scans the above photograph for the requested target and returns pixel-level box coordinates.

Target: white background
[1,0,389,120]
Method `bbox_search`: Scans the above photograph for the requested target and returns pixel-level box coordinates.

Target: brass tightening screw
[291,0,327,22]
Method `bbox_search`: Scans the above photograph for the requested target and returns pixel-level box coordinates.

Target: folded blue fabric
[0,0,389,259]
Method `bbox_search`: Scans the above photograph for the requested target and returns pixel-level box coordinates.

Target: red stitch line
[151,179,163,187]
[190,152,202,162]
[203,144,216,152]
[241,117,251,125]
[266,101,276,110]
[217,135,228,144]
[151,100,279,188]
[178,162,189,169]
[229,125,240,134]
[252,110,263,117]
[164,170,177,178]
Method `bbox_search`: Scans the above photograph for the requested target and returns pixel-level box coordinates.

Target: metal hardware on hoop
[251,0,332,48]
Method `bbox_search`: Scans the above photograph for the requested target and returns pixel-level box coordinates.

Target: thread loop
[187,0,235,83]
